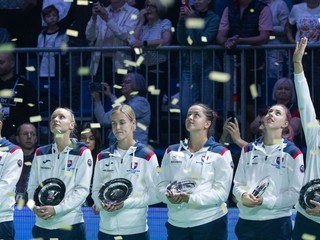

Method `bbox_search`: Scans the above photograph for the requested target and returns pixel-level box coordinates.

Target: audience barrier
[11,44,320,147]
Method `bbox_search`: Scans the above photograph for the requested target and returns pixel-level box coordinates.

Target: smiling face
[185,105,211,133]
[111,111,135,142]
[263,105,288,131]
[50,108,75,135]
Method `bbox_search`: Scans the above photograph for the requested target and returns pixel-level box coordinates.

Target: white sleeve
[0,148,23,205]
[54,149,93,215]
[233,148,248,202]
[27,152,39,204]
[92,154,104,209]
[157,149,173,205]
[85,18,98,43]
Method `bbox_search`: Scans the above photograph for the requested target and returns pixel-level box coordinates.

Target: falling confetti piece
[201,36,207,42]
[123,59,138,67]
[186,18,205,29]
[250,8,254,13]
[170,109,180,113]
[59,225,73,231]
[0,89,14,98]
[134,48,142,55]
[0,146,9,151]
[171,27,175,33]
[66,29,79,37]
[29,115,42,123]
[77,0,89,5]
[14,98,23,103]
[209,71,230,82]
[77,67,90,76]
[28,103,35,107]
[113,84,122,89]
[113,95,126,106]
[0,43,15,53]
[249,84,258,99]
[187,36,193,45]
[130,91,139,96]
[131,14,138,20]
[114,236,123,240]
[136,56,145,66]
[25,66,36,72]
[302,233,316,240]
[117,68,128,75]
[90,123,101,128]
[137,122,147,131]
[269,36,276,40]
[171,98,179,105]
[55,133,64,139]
[24,161,32,166]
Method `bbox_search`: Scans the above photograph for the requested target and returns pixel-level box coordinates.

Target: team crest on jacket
[272,157,285,169]
[300,164,304,173]
[87,159,92,167]
[17,159,22,167]
[127,162,140,173]
[67,160,72,168]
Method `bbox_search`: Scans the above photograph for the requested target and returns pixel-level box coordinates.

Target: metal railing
[9,44,319,147]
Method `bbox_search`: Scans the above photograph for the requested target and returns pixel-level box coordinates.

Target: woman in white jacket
[27,108,93,240]
[158,103,234,240]
[233,104,304,240]
[292,37,320,239]
[92,104,159,240]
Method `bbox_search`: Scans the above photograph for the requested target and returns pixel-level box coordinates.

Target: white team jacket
[92,141,159,235]
[27,139,93,229]
[294,71,320,223]
[0,138,23,223]
[233,137,304,220]
[157,137,234,228]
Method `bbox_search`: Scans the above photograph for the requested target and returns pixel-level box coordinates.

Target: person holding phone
[292,37,320,239]
[157,103,234,240]
[92,104,159,240]
[91,73,151,146]
[233,104,304,240]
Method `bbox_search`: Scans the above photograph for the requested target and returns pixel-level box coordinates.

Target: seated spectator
[15,123,38,204]
[177,0,221,124]
[85,0,139,83]
[91,73,150,146]
[250,77,301,140]
[0,52,39,140]
[78,122,102,207]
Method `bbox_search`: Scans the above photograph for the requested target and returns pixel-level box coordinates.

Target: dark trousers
[32,222,86,240]
[293,212,320,240]
[0,221,15,240]
[166,215,228,240]
[98,230,149,240]
[235,216,292,240]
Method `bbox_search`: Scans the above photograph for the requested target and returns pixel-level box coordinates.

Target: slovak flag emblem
[67,160,72,168]
[131,162,138,169]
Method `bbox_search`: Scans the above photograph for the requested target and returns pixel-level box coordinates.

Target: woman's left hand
[166,191,189,204]
[305,200,320,217]
[102,202,124,212]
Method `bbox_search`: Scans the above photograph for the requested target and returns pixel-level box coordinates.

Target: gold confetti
[59,225,73,231]
[90,123,101,129]
[221,202,227,214]
[25,66,36,72]
[306,120,319,128]
[187,36,193,45]
[302,233,316,240]
[134,48,142,55]
[249,84,258,99]
[171,98,179,105]
[150,89,160,95]
[0,146,9,151]
[185,18,205,29]
[113,95,126,106]
[148,85,155,92]
[0,89,14,98]
[137,122,147,131]
[208,71,230,83]
[26,199,35,210]
[17,198,25,210]
[171,27,175,33]
[11,38,18,42]
[113,84,122,89]
[29,115,42,123]
[269,36,276,40]
[0,43,15,53]
[14,98,23,103]
[123,59,138,67]
[77,0,89,5]
[28,103,35,107]
[66,29,79,37]
[130,91,139,96]
[114,236,123,240]
[155,167,162,173]
[117,68,128,75]
[24,161,32,166]
[129,30,134,35]
[131,14,138,20]
[77,67,90,76]
[169,108,180,113]
[201,36,207,42]
[136,56,144,66]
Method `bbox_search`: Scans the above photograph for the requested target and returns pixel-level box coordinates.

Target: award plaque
[99,178,133,205]
[166,179,197,194]
[252,176,270,197]
[299,179,320,209]
[34,178,66,206]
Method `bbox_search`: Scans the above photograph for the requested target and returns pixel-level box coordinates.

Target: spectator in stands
[15,123,38,204]
[0,111,24,240]
[177,0,220,123]
[263,0,289,103]
[78,122,102,207]
[0,52,39,140]
[92,104,159,240]
[286,0,320,116]
[233,104,304,240]
[42,0,72,31]
[0,27,11,43]
[250,77,301,140]
[85,0,139,82]
[91,73,150,146]
[27,108,93,240]
[216,0,272,123]
[157,103,233,240]
[292,37,320,240]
